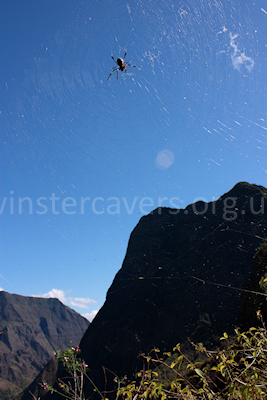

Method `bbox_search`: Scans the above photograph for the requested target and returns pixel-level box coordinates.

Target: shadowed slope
[20,182,267,400]
[79,182,267,395]
[0,292,89,399]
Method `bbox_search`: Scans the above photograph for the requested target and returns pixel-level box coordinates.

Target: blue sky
[1,0,267,321]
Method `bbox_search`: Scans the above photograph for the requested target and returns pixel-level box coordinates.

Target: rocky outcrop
[19,182,267,400]
[240,239,267,328]
[79,182,267,396]
[0,292,89,399]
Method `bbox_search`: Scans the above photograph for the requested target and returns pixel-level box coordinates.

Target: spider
[108,50,139,80]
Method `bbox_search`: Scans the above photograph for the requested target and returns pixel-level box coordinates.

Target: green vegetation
[35,312,267,400]
[118,318,267,399]
[38,346,105,400]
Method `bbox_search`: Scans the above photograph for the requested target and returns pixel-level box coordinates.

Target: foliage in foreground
[118,313,267,399]
[36,313,267,400]
[36,346,105,400]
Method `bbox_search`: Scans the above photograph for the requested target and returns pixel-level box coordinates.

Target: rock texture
[0,291,89,399]
[240,238,267,328]
[20,182,267,400]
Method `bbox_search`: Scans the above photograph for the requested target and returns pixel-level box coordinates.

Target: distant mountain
[20,182,267,400]
[0,291,89,399]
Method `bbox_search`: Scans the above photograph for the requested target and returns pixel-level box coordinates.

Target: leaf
[220,332,228,340]
[194,368,205,379]
[219,364,225,374]
[173,343,180,351]
[211,366,219,371]
[163,352,171,357]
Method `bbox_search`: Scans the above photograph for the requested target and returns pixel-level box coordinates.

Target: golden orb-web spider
[108,50,139,80]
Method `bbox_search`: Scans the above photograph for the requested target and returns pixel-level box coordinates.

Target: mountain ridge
[0,291,89,399]
[17,181,267,400]
[79,181,267,396]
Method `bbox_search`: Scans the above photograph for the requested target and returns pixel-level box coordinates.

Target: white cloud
[41,288,68,304]
[230,33,255,72]
[0,288,4,291]
[33,289,97,312]
[82,310,98,322]
[69,297,97,309]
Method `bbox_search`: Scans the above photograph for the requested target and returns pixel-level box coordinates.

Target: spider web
[1,0,267,316]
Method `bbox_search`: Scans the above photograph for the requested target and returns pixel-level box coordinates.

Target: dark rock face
[0,292,89,399]
[15,357,63,400]
[240,239,267,328]
[20,182,267,400]
[79,182,267,395]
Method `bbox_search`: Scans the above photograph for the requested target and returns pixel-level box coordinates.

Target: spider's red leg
[128,64,140,69]
[111,55,117,64]
[123,50,127,62]
[108,69,116,80]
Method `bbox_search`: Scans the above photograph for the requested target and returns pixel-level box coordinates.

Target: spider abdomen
[117,58,123,66]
